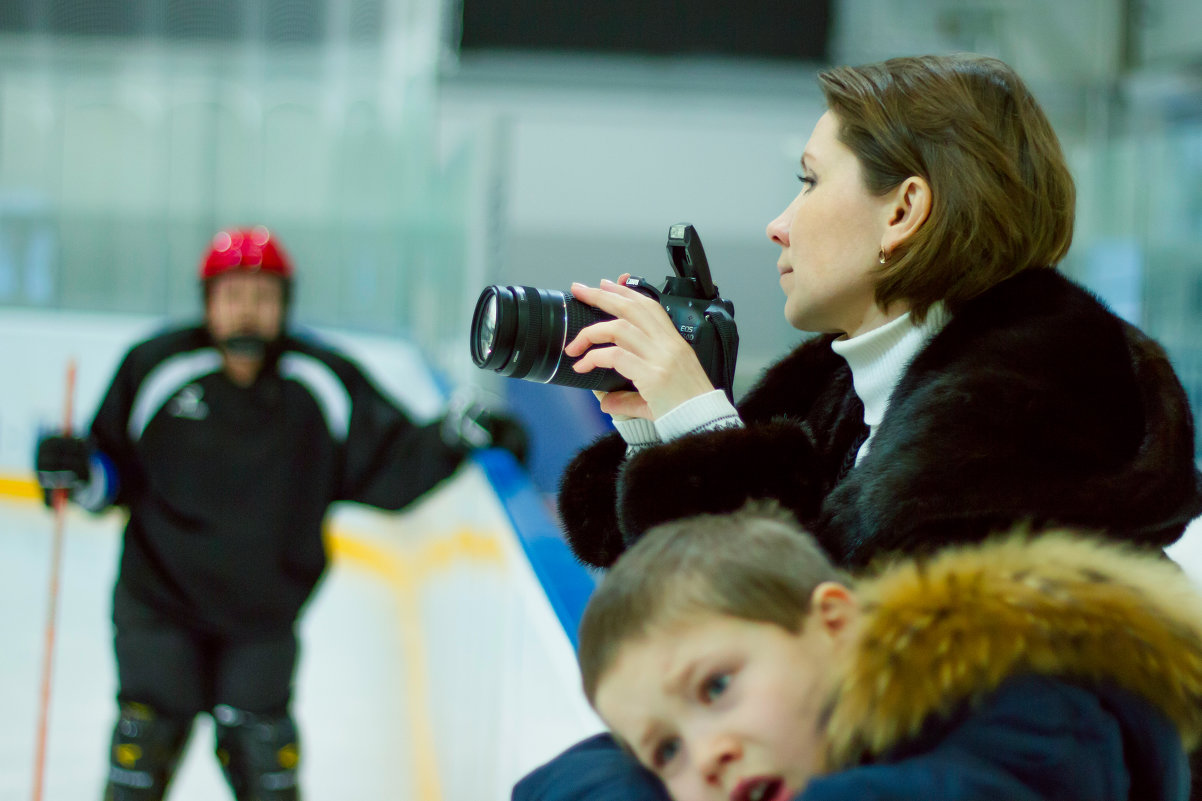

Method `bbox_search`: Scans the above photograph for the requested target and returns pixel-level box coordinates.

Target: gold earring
[878,249,888,265]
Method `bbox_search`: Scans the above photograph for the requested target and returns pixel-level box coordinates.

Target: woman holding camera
[516,52,1202,801]
[556,53,1200,570]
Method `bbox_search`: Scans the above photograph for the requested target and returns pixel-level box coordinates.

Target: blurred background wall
[1,0,1200,459]
[0,0,464,358]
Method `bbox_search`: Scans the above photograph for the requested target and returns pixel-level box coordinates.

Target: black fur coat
[558,268,1202,569]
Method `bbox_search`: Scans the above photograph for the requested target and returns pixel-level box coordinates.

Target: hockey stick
[31,358,76,801]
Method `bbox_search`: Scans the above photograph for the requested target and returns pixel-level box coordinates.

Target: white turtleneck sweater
[829,304,950,464]
[612,304,951,466]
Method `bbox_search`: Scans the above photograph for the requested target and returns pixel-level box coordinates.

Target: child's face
[593,587,852,801]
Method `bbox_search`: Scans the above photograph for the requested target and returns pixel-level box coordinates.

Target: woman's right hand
[566,275,717,421]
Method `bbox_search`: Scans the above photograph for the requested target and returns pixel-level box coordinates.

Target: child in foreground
[578,508,1202,801]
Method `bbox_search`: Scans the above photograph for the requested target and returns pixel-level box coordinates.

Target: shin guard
[213,705,301,801]
[103,702,192,801]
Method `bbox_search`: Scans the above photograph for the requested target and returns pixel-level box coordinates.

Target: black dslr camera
[469,223,739,395]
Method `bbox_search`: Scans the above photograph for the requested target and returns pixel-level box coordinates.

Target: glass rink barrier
[0,308,603,800]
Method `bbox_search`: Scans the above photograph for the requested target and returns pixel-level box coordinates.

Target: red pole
[32,359,77,801]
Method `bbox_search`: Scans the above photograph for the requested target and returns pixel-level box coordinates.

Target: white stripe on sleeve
[279,353,352,441]
[128,350,223,441]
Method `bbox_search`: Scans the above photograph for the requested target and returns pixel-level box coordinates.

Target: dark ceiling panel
[459,0,831,62]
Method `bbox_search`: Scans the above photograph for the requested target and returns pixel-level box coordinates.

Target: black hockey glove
[35,434,92,504]
[441,395,530,467]
[479,410,530,467]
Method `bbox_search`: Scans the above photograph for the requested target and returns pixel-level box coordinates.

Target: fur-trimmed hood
[823,531,1202,770]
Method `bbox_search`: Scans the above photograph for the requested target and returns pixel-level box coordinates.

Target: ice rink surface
[2,488,1200,801]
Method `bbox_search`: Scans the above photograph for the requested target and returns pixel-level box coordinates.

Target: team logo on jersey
[169,384,209,420]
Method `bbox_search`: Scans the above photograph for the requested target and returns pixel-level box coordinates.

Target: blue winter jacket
[514,677,1187,801]
[515,534,1201,801]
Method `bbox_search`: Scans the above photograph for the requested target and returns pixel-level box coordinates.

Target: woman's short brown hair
[576,503,843,706]
[818,53,1075,319]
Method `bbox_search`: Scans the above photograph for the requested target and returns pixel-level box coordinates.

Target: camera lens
[470,285,632,391]
[477,293,498,358]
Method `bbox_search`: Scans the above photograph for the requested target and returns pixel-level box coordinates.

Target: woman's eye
[702,672,730,702]
[652,737,680,770]
[796,173,816,190]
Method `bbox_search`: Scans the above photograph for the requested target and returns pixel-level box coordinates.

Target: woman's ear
[880,175,932,255]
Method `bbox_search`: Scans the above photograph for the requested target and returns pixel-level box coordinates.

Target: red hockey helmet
[199,226,293,281]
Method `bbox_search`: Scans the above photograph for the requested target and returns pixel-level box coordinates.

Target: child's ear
[809,581,857,636]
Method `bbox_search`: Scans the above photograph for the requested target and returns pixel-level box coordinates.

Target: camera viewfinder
[667,223,717,299]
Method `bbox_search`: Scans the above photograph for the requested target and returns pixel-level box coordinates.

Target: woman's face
[766,111,903,337]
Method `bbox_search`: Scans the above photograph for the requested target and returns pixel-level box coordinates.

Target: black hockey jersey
[88,325,466,635]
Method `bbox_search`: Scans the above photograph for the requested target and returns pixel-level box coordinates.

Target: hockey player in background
[34,226,527,801]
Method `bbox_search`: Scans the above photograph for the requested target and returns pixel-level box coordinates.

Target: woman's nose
[766,201,794,247]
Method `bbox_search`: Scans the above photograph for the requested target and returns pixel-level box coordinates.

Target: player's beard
[221,333,273,360]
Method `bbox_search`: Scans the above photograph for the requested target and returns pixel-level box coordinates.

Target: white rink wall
[0,307,603,800]
[0,307,452,469]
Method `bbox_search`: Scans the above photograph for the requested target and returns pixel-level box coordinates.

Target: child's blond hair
[577,503,845,704]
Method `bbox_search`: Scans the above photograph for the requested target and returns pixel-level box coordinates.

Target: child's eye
[701,672,730,702]
[651,737,680,771]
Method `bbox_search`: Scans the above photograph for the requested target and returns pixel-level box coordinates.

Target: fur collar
[823,531,1202,768]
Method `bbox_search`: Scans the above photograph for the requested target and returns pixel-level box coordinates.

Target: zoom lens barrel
[470,285,632,391]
